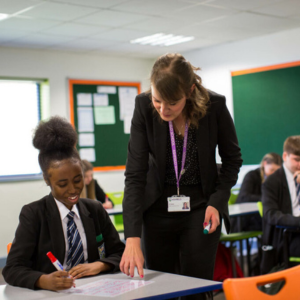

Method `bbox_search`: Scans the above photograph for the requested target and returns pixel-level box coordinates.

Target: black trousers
[142,186,221,300]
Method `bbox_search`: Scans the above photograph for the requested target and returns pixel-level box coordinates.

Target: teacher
[120,53,242,297]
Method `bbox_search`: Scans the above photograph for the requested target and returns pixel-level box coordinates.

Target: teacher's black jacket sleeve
[3,194,125,290]
[123,91,242,238]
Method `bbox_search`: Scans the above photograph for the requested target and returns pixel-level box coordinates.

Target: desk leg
[283,229,289,269]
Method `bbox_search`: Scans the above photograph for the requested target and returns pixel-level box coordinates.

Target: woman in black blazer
[120,54,242,299]
[3,117,124,291]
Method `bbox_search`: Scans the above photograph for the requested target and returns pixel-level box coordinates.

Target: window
[0,78,49,181]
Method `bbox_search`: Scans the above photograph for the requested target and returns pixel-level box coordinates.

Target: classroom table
[228,202,259,218]
[0,269,222,300]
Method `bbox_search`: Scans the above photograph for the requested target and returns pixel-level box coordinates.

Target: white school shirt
[54,199,88,269]
[283,164,300,217]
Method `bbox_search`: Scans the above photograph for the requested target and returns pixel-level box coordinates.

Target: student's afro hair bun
[33,116,77,153]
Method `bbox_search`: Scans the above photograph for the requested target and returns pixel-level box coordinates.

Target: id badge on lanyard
[167,121,190,212]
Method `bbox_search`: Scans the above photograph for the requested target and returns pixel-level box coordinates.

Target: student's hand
[203,206,220,234]
[69,262,112,279]
[102,201,113,209]
[294,171,300,184]
[120,237,144,278]
[35,271,74,291]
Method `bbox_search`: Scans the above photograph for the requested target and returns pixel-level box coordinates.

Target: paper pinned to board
[79,148,95,162]
[77,93,92,106]
[118,87,137,121]
[77,107,94,132]
[94,106,115,125]
[94,93,109,106]
[97,86,116,94]
[59,278,153,297]
[79,133,95,147]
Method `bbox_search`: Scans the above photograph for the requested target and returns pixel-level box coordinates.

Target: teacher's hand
[120,237,144,278]
[203,206,220,234]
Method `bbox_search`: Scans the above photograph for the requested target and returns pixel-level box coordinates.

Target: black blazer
[3,194,125,290]
[232,168,262,232]
[261,167,300,273]
[123,91,242,238]
[236,168,262,204]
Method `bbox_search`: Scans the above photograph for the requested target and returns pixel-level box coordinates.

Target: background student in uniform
[3,116,125,291]
[261,136,300,274]
[81,159,114,209]
[120,53,242,299]
[232,152,282,232]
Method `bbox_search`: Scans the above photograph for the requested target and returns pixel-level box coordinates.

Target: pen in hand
[47,251,75,288]
[203,221,211,234]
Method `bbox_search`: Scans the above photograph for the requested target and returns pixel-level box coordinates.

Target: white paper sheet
[77,93,92,106]
[77,107,94,132]
[94,93,109,106]
[59,279,153,297]
[94,106,115,125]
[124,114,133,134]
[97,86,116,94]
[118,87,137,120]
[79,148,96,162]
[79,133,95,147]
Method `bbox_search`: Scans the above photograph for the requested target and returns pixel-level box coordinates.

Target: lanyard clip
[177,187,180,196]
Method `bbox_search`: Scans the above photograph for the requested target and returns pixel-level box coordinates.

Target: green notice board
[69,79,140,171]
[232,62,300,164]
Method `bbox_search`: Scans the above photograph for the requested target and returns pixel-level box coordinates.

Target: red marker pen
[47,251,75,287]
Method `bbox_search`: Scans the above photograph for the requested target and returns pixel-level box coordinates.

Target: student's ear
[43,174,50,186]
[283,152,287,162]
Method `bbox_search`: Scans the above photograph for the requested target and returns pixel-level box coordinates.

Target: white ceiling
[0,0,300,58]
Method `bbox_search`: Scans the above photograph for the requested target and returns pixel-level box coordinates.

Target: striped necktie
[66,211,84,269]
[295,177,300,206]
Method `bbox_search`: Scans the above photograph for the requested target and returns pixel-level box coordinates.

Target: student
[80,159,113,209]
[120,53,242,299]
[233,152,282,232]
[3,116,125,291]
[261,136,300,274]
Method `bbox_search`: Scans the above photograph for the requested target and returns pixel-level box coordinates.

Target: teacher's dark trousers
[142,185,221,300]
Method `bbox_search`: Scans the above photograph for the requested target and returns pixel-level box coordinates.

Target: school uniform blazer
[232,168,262,232]
[3,194,125,290]
[236,168,262,203]
[261,167,300,273]
[123,91,242,239]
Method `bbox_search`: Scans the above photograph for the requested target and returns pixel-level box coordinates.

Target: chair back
[257,201,263,217]
[223,264,300,299]
[7,242,12,254]
[106,192,124,232]
[228,188,239,205]
[107,192,124,205]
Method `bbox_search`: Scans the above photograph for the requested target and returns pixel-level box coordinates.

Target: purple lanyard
[168,121,188,196]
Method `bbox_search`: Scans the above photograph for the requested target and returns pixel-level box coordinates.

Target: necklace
[173,121,185,136]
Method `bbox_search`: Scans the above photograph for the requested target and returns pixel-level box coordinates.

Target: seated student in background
[81,159,114,209]
[3,116,125,291]
[233,152,282,232]
[261,136,300,274]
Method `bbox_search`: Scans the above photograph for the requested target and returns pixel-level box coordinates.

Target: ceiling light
[130,33,195,47]
[0,13,9,21]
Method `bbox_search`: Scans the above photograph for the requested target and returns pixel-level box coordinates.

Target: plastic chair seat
[106,192,124,233]
[223,264,300,300]
[220,231,262,242]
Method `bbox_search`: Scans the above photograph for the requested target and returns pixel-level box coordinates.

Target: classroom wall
[0,47,153,258]
[2,26,300,259]
[183,26,300,181]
